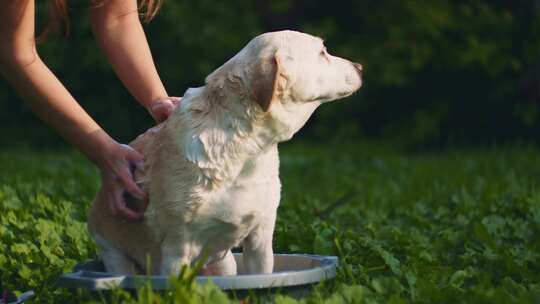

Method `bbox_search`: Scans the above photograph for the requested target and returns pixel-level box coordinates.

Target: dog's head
[205,30,362,141]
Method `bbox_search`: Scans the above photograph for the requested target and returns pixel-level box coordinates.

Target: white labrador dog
[88,30,362,276]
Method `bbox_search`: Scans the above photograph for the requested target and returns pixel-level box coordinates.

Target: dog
[88,30,362,276]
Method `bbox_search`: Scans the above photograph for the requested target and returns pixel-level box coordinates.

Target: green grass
[1,142,540,303]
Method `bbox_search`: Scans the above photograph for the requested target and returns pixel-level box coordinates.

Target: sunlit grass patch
[0,143,539,302]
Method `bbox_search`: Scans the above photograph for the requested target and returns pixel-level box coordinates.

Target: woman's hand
[148,96,181,123]
[0,0,154,222]
[96,141,148,221]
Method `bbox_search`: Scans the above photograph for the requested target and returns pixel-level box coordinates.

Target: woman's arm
[89,0,178,121]
[0,0,146,220]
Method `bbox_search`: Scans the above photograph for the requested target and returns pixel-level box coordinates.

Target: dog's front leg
[243,214,276,274]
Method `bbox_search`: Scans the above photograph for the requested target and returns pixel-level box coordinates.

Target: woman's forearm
[0,53,115,165]
[90,1,168,110]
[0,0,115,165]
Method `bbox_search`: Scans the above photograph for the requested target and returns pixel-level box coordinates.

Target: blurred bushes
[1,0,539,147]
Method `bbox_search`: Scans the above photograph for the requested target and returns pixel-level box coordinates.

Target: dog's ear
[252,48,289,112]
[204,56,243,106]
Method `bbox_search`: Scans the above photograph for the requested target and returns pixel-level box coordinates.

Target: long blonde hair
[40,0,162,41]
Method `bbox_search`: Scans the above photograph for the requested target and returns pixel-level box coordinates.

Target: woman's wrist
[80,129,117,170]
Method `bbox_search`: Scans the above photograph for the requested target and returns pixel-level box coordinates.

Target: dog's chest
[198,146,281,238]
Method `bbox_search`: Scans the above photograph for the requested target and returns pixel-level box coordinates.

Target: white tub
[59,254,338,297]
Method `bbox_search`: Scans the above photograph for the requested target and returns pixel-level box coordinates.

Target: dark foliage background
[1,0,540,148]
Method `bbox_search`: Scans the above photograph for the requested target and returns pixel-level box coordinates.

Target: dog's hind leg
[213,250,237,275]
[200,250,237,276]
[160,235,192,275]
[100,247,138,275]
[94,235,137,275]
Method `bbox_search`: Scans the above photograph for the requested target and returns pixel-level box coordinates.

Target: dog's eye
[320,48,327,56]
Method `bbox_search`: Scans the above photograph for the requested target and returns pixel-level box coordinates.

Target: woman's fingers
[149,97,181,123]
[150,102,172,122]
[112,185,145,221]
[170,96,181,106]
[116,163,146,200]
[123,143,144,162]
[113,144,146,199]
[107,188,118,215]
[103,175,145,221]
[98,141,148,221]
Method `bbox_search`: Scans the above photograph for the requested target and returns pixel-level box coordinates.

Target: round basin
[59,253,338,296]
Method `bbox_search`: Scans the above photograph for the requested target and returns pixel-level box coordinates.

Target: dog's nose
[353,63,363,76]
